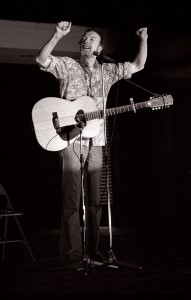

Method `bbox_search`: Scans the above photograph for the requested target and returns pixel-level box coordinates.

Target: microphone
[93,51,116,63]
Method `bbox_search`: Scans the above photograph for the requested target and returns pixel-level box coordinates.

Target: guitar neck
[106,101,148,117]
[85,101,148,121]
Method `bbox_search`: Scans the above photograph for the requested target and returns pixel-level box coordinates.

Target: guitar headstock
[148,94,174,110]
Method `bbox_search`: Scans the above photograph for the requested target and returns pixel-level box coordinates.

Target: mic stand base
[77,253,91,276]
[77,255,106,275]
[77,251,142,275]
[105,248,142,270]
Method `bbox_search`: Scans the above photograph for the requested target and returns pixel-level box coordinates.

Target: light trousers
[59,142,103,263]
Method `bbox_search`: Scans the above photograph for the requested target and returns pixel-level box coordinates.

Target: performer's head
[79,29,104,59]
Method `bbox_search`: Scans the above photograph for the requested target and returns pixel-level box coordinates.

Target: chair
[0,183,35,262]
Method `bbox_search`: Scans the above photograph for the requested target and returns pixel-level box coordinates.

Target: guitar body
[32,94,173,152]
[32,96,101,151]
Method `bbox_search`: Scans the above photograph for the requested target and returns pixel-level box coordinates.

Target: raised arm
[131,27,148,74]
[36,21,72,67]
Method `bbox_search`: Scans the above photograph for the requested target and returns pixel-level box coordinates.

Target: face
[80,31,103,58]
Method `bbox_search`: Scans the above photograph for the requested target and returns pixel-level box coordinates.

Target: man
[36,21,148,270]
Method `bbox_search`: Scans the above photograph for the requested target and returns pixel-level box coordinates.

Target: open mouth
[82,44,91,50]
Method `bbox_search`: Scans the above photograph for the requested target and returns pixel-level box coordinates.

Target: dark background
[0,0,191,234]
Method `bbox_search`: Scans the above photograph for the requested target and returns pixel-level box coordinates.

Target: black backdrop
[0,32,191,233]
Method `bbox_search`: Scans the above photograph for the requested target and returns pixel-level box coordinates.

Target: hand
[76,117,86,129]
[56,21,72,36]
[135,27,148,41]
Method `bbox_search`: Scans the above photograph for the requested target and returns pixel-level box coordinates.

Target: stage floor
[1,225,191,298]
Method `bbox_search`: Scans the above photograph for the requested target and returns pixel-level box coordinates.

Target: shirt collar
[78,57,100,70]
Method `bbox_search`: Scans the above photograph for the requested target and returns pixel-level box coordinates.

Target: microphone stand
[98,54,142,270]
[77,127,91,275]
[100,58,116,267]
[77,127,104,275]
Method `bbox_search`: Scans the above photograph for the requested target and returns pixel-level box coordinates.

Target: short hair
[79,28,104,47]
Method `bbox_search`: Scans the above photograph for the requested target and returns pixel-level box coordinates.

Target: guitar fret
[86,111,102,120]
[136,102,146,109]
[98,111,102,118]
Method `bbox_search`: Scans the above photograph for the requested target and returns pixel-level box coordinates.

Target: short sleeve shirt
[40,56,132,146]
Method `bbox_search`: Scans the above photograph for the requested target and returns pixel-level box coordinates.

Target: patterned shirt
[40,55,132,146]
